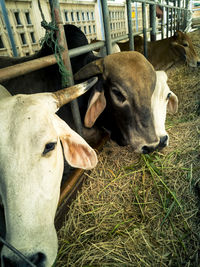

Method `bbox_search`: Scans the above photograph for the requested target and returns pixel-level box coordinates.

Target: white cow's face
[151,71,178,148]
[0,85,97,266]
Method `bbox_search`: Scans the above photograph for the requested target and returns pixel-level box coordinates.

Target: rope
[37,0,69,87]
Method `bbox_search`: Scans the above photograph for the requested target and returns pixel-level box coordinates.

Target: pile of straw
[56,30,200,267]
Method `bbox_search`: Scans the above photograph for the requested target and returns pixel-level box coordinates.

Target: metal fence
[0,0,191,263]
[0,0,191,134]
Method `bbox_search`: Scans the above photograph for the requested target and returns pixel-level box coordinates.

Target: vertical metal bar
[126,0,134,50]
[150,4,156,41]
[100,0,112,55]
[166,0,169,38]
[161,7,164,39]
[49,0,83,135]
[97,0,105,40]
[170,8,173,36]
[174,1,176,33]
[142,2,148,58]
[177,0,181,30]
[184,0,189,30]
[0,0,18,57]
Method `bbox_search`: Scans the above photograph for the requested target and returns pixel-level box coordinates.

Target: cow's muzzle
[158,135,168,148]
[2,252,46,267]
[142,135,168,154]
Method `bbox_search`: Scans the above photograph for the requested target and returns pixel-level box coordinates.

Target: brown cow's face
[75,52,162,153]
[172,31,200,67]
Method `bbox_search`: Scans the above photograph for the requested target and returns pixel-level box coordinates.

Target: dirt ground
[56,29,200,267]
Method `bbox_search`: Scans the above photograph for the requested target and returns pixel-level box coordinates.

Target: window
[20,33,26,44]
[91,12,94,20]
[30,32,36,43]
[0,36,4,48]
[25,12,31,24]
[87,12,90,21]
[71,12,74,21]
[93,25,96,33]
[82,12,85,21]
[64,11,68,22]
[88,25,91,34]
[26,52,30,56]
[84,26,87,34]
[14,12,22,25]
[76,12,80,21]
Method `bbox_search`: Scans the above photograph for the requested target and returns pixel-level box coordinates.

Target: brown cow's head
[171,31,200,67]
[75,51,165,154]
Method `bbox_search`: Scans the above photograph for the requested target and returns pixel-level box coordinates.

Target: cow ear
[74,58,104,80]
[84,90,106,128]
[167,92,178,114]
[53,115,98,169]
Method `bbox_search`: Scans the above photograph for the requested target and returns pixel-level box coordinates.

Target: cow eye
[183,43,188,47]
[111,88,126,102]
[166,92,171,100]
[43,142,57,155]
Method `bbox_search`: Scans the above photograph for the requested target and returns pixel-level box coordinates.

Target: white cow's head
[0,78,98,267]
[151,71,178,148]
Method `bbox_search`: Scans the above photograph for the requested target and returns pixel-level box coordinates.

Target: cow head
[171,31,200,67]
[0,78,98,267]
[75,51,165,154]
[151,71,178,148]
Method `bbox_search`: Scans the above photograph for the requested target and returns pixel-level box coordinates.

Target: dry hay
[56,30,200,267]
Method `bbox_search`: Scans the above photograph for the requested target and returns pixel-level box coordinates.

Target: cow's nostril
[197,61,200,67]
[30,252,46,266]
[142,146,150,154]
[142,145,155,154]
[159,135,168,148]
[2,252,46,267]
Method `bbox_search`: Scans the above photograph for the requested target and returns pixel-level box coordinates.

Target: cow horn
[74,58,104,81]
[54,76,98,108]
[0,85,12,99]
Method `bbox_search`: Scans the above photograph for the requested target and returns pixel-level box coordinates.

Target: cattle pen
[0,0,200,266]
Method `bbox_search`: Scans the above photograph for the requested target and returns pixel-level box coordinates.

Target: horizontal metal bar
[131,0,187,10]
[0,54,57,82]
[0,27,156,83]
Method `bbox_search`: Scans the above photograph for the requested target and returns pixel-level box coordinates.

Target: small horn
[74,58,104,81]
[0,85,12,99]
[54,77,98,108]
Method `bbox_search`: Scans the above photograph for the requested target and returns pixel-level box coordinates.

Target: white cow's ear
[84,90,106,128]
[167,92,178,114]
[53,115,98,170]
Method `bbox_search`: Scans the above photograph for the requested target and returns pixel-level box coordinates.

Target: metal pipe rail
[131,0,188,10]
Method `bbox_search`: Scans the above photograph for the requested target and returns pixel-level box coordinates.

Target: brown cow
[117,31,200,70]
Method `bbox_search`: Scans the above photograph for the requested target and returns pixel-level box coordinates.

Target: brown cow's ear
[167,92,178,114]
[84,90,106,128]
[74,58,104,80]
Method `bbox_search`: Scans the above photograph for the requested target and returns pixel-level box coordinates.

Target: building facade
[0,0,145,57]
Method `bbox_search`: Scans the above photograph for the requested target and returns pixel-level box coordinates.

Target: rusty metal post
[49,0,83,135]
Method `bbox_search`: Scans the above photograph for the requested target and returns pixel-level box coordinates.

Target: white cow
[0,78,98,267]
[152,71,178,148]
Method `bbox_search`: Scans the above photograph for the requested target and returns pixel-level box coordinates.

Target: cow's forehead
[0,94,57,146]
[103,52,156,95]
